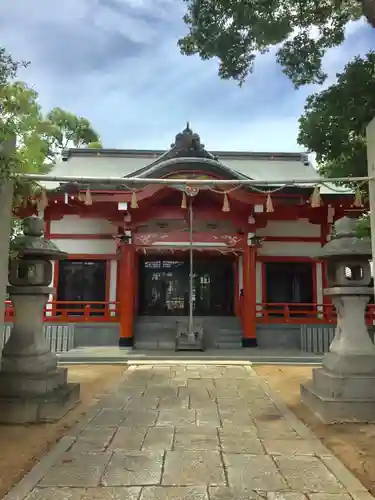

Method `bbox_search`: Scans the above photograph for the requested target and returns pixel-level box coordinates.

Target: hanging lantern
[266,192,274,213]
[84,187,92,206]
[181,191,187,209]
[222,192,230,212]
[310,185,321,208]
[353,186,364,208]
[131,190,139,209]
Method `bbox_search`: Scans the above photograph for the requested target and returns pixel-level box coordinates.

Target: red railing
[240,299,375,325]
[4,300,119,323]
[4,300,375,325]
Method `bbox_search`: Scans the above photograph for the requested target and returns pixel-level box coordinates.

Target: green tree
[297,52,375,237]
[0,47,102,249]
[0,47,101,195]
[178,0,373,87]
[297,52,375,182]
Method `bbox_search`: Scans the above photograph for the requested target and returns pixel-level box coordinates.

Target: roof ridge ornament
[170,123,205,152]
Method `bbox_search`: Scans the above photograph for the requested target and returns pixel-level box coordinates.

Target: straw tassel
[310,185,321,208]
[181,191,187,209]
[222,192,230,212]
[353,186,364,207]
[266,192,274,213]
[84,187,92,205]
[131,190,139,209]
[39,190,48,209]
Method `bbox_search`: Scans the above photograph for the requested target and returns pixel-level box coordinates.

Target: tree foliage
[0,47,102,203]
[297,52,375,182]
[297,53,375,238]
[178,0,374,87]
[0,47,102,253]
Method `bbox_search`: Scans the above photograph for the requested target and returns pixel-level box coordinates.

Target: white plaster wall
[316,262,324,314]
[258,241,321,257]
[256,219,320,238]
[109,260,117,316]
[45,261,55,316]
[50,239,116,255]
[50,215,116,235]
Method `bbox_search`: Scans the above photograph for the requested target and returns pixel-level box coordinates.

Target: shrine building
[8,124,367,351]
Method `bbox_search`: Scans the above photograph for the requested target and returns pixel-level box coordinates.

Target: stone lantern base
[0,366,80,424]
[301,352,375,424]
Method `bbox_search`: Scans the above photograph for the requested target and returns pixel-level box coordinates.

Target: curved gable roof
[125,123,249,181]
[131,156,250,181]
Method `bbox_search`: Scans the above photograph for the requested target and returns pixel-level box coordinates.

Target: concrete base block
[301,380,375,424]
[0,368,68,397]
[323,352,375,375]
[0,382,80,424]
[312,367,375,400]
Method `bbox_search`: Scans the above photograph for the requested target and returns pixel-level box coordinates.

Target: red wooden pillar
[242,244,257,347]
[234,257,240,317]
[118,244,135,347]
[134,251,139,315]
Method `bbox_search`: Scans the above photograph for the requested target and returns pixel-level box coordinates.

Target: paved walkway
[5,363,373,500]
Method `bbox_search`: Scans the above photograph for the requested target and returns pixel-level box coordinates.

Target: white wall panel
[50,215,116,235]
[45,261,55,316]
[50,239,116,255]
[256,219,320,238]
[258,241,320,257]
[109,260,117,316]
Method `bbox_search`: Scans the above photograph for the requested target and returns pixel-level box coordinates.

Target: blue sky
[1,0,374,153]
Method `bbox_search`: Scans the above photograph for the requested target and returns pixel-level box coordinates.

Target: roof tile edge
[62,148,308,162]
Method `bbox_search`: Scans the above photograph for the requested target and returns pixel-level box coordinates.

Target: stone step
[133,315,244,350]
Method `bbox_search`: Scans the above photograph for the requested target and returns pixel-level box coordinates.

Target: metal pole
[14,172,372,187]
[188,197,194,335]
[366,118,375,297]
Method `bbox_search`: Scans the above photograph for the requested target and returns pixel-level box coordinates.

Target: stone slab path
[4,363,374,500]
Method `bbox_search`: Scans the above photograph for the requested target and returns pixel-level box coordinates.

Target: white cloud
[0,1,374,153]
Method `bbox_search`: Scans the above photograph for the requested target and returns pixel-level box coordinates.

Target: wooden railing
[256,302,333,324]
[4,299,375,325]
[241,300,375,325]
[4,300,119,323]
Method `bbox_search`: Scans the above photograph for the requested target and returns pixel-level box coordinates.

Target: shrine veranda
[5,125,371,351]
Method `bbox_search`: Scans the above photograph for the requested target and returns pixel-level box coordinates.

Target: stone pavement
[4,363,374,500]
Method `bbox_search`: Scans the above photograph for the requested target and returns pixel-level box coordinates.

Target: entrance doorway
[138,255,234,316]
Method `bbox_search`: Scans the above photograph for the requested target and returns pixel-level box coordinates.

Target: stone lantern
[0,216,80,423]
[301,215,375,423]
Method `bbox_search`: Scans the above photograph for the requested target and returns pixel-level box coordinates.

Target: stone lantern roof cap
[13,216,67,260]
[317,216,372,260]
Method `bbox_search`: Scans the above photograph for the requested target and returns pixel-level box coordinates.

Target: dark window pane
[138,256,234,316]
[264,262,314,317]
[57,260,106,315]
